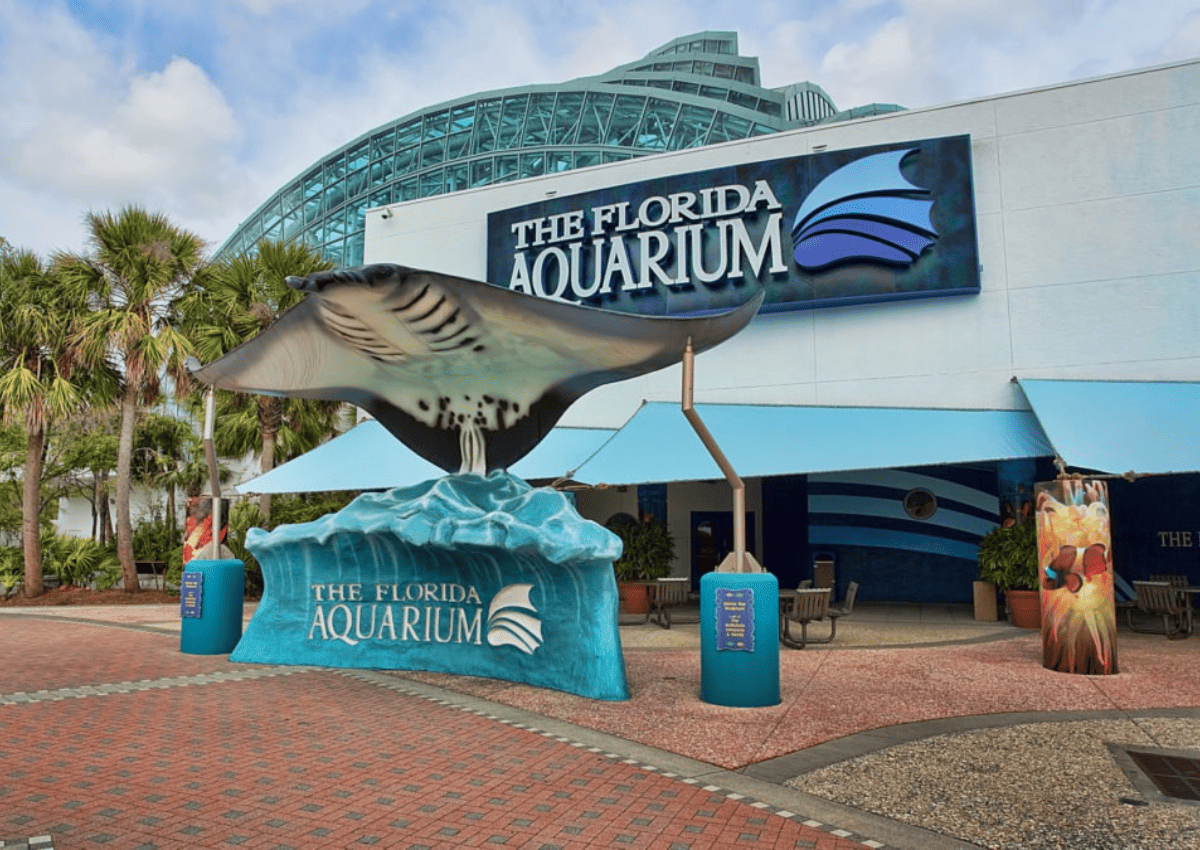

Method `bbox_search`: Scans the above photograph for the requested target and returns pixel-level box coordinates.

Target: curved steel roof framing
[217,31,892,265]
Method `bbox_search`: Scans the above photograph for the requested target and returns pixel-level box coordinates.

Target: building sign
[714,587,754,651]
[306,581,544,654]
[487,135,979,316]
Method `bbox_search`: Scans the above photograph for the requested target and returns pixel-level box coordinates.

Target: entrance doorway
[691,511,757,588]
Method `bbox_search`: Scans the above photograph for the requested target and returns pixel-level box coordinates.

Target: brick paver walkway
[0,616,871,849]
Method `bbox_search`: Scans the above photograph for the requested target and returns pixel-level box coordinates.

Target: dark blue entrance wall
[1108,473,1200,589]
[805,465,1002,603]
[813,545,981,603]
[762,475,809,591]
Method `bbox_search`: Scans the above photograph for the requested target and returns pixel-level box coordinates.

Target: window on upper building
[422,110,449,141]
[668,105,714,150]
[472,99,502,153]
[577,92,615,145]
[496,154,519,182]
[371,130,395,161]
[346,141,369,172]
[497,96,529,150]
[525,93,556,146]
[708,112,750,144]
[396,120,421,148]
[605,95,646,147]
[470,158,493,187]
[637,98,679,151]
[449,104,475,133]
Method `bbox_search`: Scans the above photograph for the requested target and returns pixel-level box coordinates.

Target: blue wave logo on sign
[791,148,938,271]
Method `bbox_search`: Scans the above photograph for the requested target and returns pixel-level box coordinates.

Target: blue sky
[2,0,1197,258]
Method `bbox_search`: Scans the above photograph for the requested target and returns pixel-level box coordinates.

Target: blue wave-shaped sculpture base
[230,471,630,701]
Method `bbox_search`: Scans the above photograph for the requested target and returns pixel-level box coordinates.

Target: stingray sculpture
[192,263,763,475]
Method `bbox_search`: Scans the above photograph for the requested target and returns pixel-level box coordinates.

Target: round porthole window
[904,488,937,520]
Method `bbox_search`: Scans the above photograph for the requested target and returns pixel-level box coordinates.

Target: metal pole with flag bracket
[684,337,779,707]
[180,387,246,656]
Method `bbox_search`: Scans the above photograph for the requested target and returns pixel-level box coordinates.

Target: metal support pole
[202,389,222,559]
[681,338,753,573]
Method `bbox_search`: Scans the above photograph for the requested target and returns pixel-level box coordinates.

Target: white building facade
[361,59,1200,603]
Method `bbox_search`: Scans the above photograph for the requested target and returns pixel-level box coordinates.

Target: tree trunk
[99,471,113,546]
[116,388,139,592]
[166,484,177,547]
[22,425,45,598]
[259,422,277,524]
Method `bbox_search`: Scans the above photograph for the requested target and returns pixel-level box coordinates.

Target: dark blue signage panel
[181,571,203,619]
[715,587,754,652]
[487,135,979,316]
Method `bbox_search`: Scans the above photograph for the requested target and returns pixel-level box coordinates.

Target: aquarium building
[230,35,1200,604]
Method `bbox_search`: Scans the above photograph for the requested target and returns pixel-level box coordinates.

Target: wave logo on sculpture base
[487,583,543,654]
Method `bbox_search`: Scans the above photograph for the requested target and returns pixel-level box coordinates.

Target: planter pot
[1005,589,1042,629]
[972,580,998,621]
[618,582,651,615]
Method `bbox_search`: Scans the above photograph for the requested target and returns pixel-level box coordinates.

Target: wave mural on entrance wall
[808,468,999,560]
[807,467,1000,602]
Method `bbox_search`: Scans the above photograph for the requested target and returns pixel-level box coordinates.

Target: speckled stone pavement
[2,602,1197,849]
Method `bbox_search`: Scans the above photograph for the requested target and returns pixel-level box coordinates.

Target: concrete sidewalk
[1,603,1197,849]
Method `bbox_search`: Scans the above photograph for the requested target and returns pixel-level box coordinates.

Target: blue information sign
[181,571,203,619]
[714,587,754,652]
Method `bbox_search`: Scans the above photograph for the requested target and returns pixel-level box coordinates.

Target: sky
[2,0,1198,259]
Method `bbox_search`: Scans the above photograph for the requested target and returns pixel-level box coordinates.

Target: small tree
[59,206,204,592]
[0,248,111,597]
[184,239,343,523]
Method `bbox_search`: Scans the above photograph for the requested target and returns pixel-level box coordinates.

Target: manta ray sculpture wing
[192,263,762,474]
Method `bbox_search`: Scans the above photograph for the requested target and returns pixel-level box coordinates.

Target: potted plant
[977,521,1041,628]
[606,516,675,615]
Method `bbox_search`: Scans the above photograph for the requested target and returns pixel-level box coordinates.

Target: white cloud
[10,58,239,195]
[1,0,1197,259]
[0,5,246,254]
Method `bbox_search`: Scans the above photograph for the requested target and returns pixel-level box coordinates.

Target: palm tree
[186,239,343,522]
[58,207,204,592]
[0,248,110,597]
[132,411,202,543]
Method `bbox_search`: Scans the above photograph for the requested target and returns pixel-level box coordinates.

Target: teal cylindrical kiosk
[180,558,245,655]
[700,571,780,707]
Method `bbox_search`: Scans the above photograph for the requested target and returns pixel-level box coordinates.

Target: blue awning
[234,420,616,494]
[572,402,1053,486]
[1018,379,1200,476]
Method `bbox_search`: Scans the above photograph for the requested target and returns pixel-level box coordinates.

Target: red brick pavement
[0,618,232,692]
[0,621,868,849]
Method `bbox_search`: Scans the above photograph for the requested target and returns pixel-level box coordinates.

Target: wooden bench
[649,577,691,629]
[780,587,831,649]
[136,560,166,590]
[1128,580,1192,639]
[828,581,859,632]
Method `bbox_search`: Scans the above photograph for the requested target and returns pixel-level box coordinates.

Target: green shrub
[43,533,121,589]
[0,547,22,598]
[132,518,180,566]
[163,544,185,592]
[977,522,1039,591]
[605,516,675,581]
